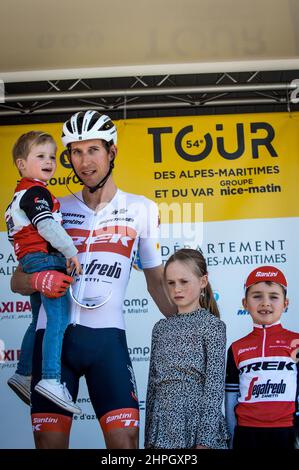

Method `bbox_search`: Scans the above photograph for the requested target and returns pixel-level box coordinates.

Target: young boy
[225,266,299,449]
[5,131,82,414]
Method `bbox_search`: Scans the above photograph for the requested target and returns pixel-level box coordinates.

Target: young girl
[144,248,229,449]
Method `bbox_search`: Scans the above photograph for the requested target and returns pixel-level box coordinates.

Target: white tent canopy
[1,0,299,83]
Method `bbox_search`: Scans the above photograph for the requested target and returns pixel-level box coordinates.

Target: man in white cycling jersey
[11,110,176,449]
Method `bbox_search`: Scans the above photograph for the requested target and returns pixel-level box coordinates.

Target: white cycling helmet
[61,110,117,147]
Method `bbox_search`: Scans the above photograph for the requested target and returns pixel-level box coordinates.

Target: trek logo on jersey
[67,226,137,258]
[239,360,295,374]
[245,377,286,400]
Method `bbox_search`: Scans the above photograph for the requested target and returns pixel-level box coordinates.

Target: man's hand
[30,270,73,298]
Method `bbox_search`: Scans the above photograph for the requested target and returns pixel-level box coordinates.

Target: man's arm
[143,265,177,317]
[11,265,34,295]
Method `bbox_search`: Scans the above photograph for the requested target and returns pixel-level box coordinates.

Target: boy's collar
[21,177,47,186]
[253,320,281,329]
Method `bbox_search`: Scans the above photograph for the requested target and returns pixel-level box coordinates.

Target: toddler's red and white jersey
[225,322,299,427]
[5,178,62,259]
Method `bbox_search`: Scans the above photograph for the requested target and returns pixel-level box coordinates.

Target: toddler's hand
[67,256,82,275]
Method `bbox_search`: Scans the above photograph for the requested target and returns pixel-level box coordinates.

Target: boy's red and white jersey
[36,189,161,331]
[5,178,61,259]
[226,322,299,427]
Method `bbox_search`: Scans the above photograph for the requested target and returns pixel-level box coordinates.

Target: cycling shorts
[31,325,139,434]
[233,425,296,450]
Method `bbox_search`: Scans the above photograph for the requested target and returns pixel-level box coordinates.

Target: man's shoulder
[118,189,156,205]
[58,192,81,207]
[117,190,158,214]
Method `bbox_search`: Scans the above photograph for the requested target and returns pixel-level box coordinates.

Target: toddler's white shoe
[35,379,81,415]
[7,373,31,405]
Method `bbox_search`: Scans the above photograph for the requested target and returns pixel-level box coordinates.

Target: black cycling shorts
[233,425,296,450]
[31,325,139,432]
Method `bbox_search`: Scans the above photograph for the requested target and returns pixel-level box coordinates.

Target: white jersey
[36,189,161,330]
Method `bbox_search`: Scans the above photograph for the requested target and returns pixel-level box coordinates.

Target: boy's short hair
[13,131,57,165]
[244,265,287,294]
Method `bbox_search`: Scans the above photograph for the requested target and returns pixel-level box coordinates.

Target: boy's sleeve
[37,219,77,258]
[20,186,77,258]
[19,186,55,226]
[225,344,240,448]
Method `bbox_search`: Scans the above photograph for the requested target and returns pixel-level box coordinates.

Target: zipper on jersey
[262,325,266,356]
[71,212,98,326]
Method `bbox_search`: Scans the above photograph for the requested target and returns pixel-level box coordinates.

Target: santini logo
[255,271,278,278]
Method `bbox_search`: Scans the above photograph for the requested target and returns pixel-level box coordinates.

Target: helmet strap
[68,158,115,193]
[89,159,114,193]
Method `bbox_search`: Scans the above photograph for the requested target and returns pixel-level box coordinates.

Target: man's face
[69,139,115,187]
[243,282,288,325]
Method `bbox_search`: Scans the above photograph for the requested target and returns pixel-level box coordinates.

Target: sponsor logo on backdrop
[149,121,283,203]
[0,344,20,369]
[161,244,204,264]
[123,298,148,315]
[128,345,150,362]
[0,252,18,276]
[237,309,250,315]
[204,239,286,266]
[161,239,286,266]
[148,122,277,163]
[0,300,32,320]
[73,413,97,421]
[72,398,145,423]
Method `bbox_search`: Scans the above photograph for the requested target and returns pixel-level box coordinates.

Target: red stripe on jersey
[67,226,137,258]
[237,402,295,427]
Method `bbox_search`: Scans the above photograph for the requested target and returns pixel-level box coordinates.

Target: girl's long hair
[164,248,220,318]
